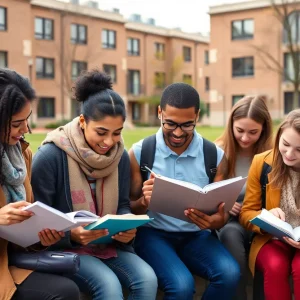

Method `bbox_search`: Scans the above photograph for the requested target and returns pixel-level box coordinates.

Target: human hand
[141,173,155,207]
[0,201,33,225]
[71,226,109,245]
[112,228,137,243]
[184,203,226,230]
[269,208,285,221]
[283,237,300,249]
[229,202,242,217]
[38,229,65,246]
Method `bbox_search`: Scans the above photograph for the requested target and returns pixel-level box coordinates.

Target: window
[232,95,244,106]
[283,11,300,44]
[284,92,300,114]
[183,46,191,62]
[232,57,254,77]
[36,57,54,79]
[35,17,54,40]
[205,50,209,65]
[284,52,300,81]
[154,72,166,89]
[205,77,210,91]
[71,24,87,44]
[0,51,7,68]
[103,64,117,83]
[102,29,116,49]
[154,42,165,60]
[127,38,140,56]
[132,102,141,121]
[183,74,192,85]
[72,61,87,80]
[37,97,55,118]
[232,19,254,40]
[128,70,140,95]
[0,7,6,31]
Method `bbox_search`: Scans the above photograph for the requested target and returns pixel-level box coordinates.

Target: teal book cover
[84,215,153,244]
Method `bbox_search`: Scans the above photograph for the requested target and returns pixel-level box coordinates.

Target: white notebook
[0,201,99,247]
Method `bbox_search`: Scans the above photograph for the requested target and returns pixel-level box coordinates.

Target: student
[240,109,300,300]
[0,68,80,300]
[215,95,273,300]
[31,70,157,300]
[129,82,240,300]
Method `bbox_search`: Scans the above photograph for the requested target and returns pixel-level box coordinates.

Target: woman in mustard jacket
[240,109,300,300]
[0,68,80,300]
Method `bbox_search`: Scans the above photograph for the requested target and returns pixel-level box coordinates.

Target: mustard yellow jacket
[239,149,281,276]
[0,142,33,300]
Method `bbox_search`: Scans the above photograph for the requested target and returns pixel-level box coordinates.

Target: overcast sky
[71,0,249,34]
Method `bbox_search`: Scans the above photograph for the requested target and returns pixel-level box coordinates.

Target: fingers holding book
[283,237,300,249]
[0,201,34,225]
[71,226,109,245]
[269,208,285,221]
[184,203,226,230]
[112,228,137,243]
[38,229,65,246]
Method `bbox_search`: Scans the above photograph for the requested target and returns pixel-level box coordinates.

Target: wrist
[140,196,149,211]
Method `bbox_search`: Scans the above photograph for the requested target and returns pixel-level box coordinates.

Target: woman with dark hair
[0,68,80,300]
[240,109,300,299]
[31,70,157,300]
[215,95,273,300]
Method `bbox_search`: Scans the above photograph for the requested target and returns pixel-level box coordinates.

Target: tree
[251,0,300,110]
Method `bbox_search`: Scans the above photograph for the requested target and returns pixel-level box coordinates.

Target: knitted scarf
[42,117,124,216]
[1,142,27,203]
[280,169,300,228]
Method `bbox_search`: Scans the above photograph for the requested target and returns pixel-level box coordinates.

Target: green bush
[45,119,71,129]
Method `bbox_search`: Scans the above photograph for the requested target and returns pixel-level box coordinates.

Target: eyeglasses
[161,114,196,132]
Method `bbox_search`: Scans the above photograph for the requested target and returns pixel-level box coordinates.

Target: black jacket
[31,143,132,251]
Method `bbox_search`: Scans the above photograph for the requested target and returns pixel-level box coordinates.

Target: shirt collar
[156,128,200,158]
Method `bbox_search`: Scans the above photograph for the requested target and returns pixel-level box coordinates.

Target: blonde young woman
[215,95,273,300]
[240,109,300,300]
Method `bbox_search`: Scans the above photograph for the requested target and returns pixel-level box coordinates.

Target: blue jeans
[68,249,157,300]
[134,227,240,300]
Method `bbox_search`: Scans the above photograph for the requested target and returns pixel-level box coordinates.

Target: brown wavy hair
[215,95,273,177]
[270,109,300,188]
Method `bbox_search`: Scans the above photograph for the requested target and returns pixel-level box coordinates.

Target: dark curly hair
[0,68,36,184]
[74,69,126,122]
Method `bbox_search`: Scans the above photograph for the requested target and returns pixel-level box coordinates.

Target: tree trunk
[293,88,299,110]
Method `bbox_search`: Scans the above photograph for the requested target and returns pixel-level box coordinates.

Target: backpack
[260,162,272,209]
[139,134,218,184]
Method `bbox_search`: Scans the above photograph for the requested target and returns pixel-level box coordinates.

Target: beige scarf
[280,169,300,228]
[42,117,124,216]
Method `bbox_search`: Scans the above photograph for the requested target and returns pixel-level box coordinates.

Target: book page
[293,226,300,241]
[66,211,99,223]
[158,175,203,192]
[202,176,243,193]
[260,209,294,237]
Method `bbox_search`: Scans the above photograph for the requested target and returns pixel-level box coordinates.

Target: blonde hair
[215,95,273,177]
[270,109,300,188]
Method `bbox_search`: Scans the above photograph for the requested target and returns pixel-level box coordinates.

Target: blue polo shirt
[132,128,224,232]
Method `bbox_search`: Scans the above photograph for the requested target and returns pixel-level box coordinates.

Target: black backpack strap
[140,134,156,182]
[260,162,272,209]
[203,138,217,184]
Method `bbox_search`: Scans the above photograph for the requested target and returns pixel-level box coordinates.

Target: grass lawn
[26,126,225,154]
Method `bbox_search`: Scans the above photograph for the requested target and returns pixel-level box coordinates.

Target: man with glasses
[129,82,240,300]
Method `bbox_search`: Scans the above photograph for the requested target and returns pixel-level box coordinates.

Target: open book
[0,201,99,247]
[149,174,247,222]
[250,209,300,241]
[84,214,153,244]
